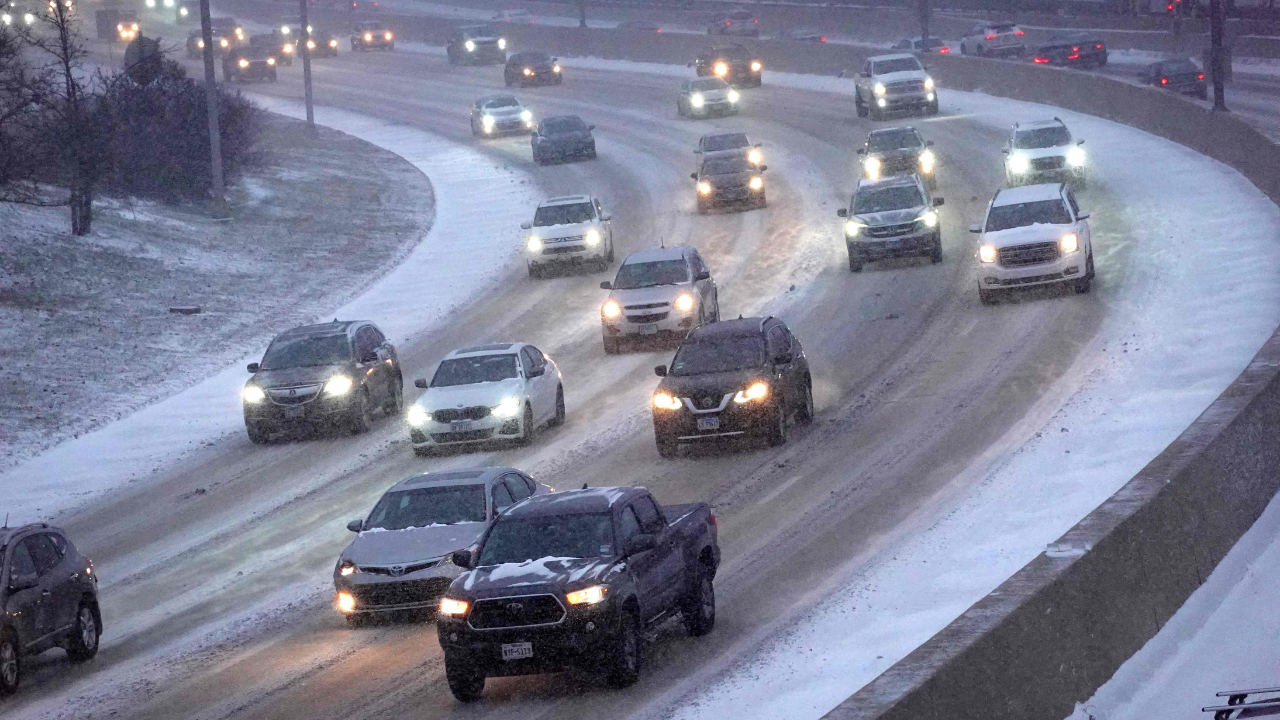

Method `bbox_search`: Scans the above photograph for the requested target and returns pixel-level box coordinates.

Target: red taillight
[1034,57,1050,63]
[1015,29,1025,35]
[656,28,661,32]
[1096,44,1104,49]
[1072,46,1079,51]
[1068,53,1079,59]
[985,34,997,39]
[1161,77,1169,84]
[725,20,731,25]
[820,36,826,42]
[1198,73,1205,79]
[939,46,949,52]
[753,18,758,22]
[710,515,717,527]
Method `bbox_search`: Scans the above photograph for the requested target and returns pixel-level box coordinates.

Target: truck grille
[887,79,925,94]
[431,429,495,443]
[433,406,491,423]
[469,594,566,629]
[627,312,669,324]
[866,221,918,238]
[999,242,1060,268]
[1032,156,1065,171]
[267,384,323,406]
[351,577,453,608]
[691,392,726,410]
[542,246,582,255]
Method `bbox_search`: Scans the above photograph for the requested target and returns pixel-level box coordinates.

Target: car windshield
[482,96,519,109]
[463,25,495,37]
[478,513,615,564]
[1014,126,1072,149]
[613,259,689,289]
[985,199,1072,231]
[430,355,519,386]
[868,129,923,152]
[691,78,728,92]
[241,46,271,59]
[517,52,550,64]
[1163,59,1198,73]
[704,156,750,175]
[854,185,924,214]
[365,485,487,530]
[873,57,922,74]
[702,133,749,152]
[714,47,749,60]
[533,201,594,226]
[541,117,586,135]
[671,335,766,375]
[260,334,350,369]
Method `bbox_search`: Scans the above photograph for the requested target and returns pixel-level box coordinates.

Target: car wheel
[1074,257,1094,294]
[445,658,486,702]
[796,377,815,424]
[66,601,100,662]
[550,385,566,427]
[504,74,513,86]
[470,119,479,136]
[979,286,1000,305]
[1085,249,1096,279]
[656,434,677,458]
[765,401,788,447]
[345,613,366,628]
[927,100,939,116]
[855,93,868,118]
[515,403,535,445]
[603,336,621,355]
[756,192,767,209]
[682,572,716,637]
[930,234,943,264]
[959,42,968,55]
[0,630,19,695]
[847,246,864,272]
[349,391,372,435]
[696,199,708,215]
[383,375,404,414]
[605,241,615,264]
[587,147,598,159]
[246,422,270,445]
[605,610,642,687]
[528,262,542,278]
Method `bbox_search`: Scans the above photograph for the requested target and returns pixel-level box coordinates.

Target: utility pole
[1209,0,1229,111]
[299,0,315,131]
[197,0,228,219]
[919,0,931,48]
[578,0,586,28]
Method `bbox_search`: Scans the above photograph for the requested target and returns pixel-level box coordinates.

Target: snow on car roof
[505,486,637,517]
[451,343,517,356]
[621,246,688,264]
[868,52,917,62]
[541,194,592,206]
[992,183,1064,206]
[477,94,520,105]
[394,467,508,490]
[856,174,919,191]
[1016,118,1067,130]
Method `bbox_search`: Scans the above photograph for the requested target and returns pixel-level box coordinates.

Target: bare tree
[0,26,51,204]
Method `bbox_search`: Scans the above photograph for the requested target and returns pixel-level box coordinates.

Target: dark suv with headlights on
[694,44,762,86]
[334,467,552,625]
[1,524,101,696]
[241,320,403,443]
[532,115,596,165]
[223,44,278,83]
[249,30,294,66]
[693,153,767,213]
[447,24,507,65]
[437,487,719,701]
[857,126,937,189]
[651,316,812,457]
[838,175,943,272]
[505,51,561,86]
[352,21,393,50]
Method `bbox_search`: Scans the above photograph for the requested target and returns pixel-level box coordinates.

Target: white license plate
[639,323,659,336]
[502,642,533,661]
[284,406,304,418]
[451,420,473,432]
[697,416,720,431]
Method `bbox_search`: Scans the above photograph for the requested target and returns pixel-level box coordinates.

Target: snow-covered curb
[0,102,538,524]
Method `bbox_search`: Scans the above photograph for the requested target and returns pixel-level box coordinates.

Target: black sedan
[223,45,278,83]
[304,29,341,57]
[532,115,596,165]
[652,316,813,456]
[694,44,762,87]
[505,51,561,86]
[1143,58,1207,98]
[352,21,393,51]
[693,153,766,213]
[1032,32,1107,68]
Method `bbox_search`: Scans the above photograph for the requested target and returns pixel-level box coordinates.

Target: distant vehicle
[505,51,561,86]
[1033,31,1107,67]
[616,19,662,32]
[242,320,403,443]
[470,94,533,136]
[210,16,244,45]
[531,115,595,165]
[436,486,720,700]
[1002,117,1087,188]
[599,246,719,354]
[249,31,294,66]
[696,132,762,167]
[223,44,278,83]
[278,14,306,36]
[891,35,949,53]
[652,316,812,455]
[707,9,759,36]
[143,0,175,11]
[959,21,1025,57]
[521,194,614,277]
[694,44,762,87]
[972,183,1094,304]
[856,125,936,188]
[677,77,740,118]
[493,8,533,23]
[6,1,37,28]
[304,29,341,58]
[1142,58,1207,98]
[692,153,766,213]
[446,24,507,65]
[352,21,393,51]
[174,0,194,22]
[334,468,552,625]
[837,175,944,272]
[405,343,564,454]
[777,27,825,42]
[0,523,101,696]
[854,53,938,120]
[115,14,139,42]
[186,17,240,57]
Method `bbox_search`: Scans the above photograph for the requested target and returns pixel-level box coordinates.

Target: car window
[873,57,923,74]
[44,533,67,559]
[430,355,519,386]
[613,259,690,289]
[354,327,376,358]
[504,475,533,502]
[518,347,536,375]
[1014,125,1072,149]
[482,96,520,109]
[533,201,595,226]
[985,199,1073,231]
[702,133,749,152]
[1066,189,1081,216]
[521,474,537,495]
[691,78,728,92]
[853,185,924,214]
[618,506,643,544]
[492,482,515,511]
[767,326,789,359]
[365,485,487,529]
[689,252,708,278]
[25,534,61,576]
[8,541,37,578]
[893,39,910,49]
[478,513,614,564]
[670,335,766,375]
[260,333,351,370]
[527,346,547,368]
[631,496,665,534]
[867,129,923,152]
[704,156,751,175]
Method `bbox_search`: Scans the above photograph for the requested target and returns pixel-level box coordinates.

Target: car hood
[456,556,619,598]
[538,130,593,145]
[691,87,730,101]
[704,169,755,185]
[982,222,1073,249]
[532,221,595,241]
[343,522,487,566]
[608,283,688,307]
[417,377,523,411]
[482,106,526,119]
[659,367,765,399]
[856,205,927,226]
[252,363,349,389]
[868,147,922,163]
[1010,145,1068,160]
[873,69,927,84]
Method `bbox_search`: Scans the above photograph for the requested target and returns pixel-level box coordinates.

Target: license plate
[284,406,304,418]
[639,323,659,336]
[502,642,533,661]
[451,420,473,432]
[697,416,720,432]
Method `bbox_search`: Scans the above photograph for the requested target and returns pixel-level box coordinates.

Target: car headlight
[281,25,290,34]
[924,76,935,90]
[284,43,293,52]
[482,114,495,126]
[407,404,428,427]
[439,597,469,616]
[727,89,740,103]
[337,591,356,613]
[220,38,229,47]
[493,396,522,418]
[751,60,762,72]
[584,228,601,246]
[267,57,276,65]
[553,64,561,73]
[2,13,11,24]
[242,384,266,403]
[566,585,607,605]
[179,6,187,15]
[523,67,533,76]
[748,176,764,190]
[197,38,204,48]
[324,375,353,396]
[1060,233,1079,253]
[979,244,998,263]
[674,293,695,312]
[690,92,705,108]
[714,61,728,76]
[364,32,372,41]
[1008,153,1029,174]
[863,156,881,179]
[329,39,338,48]
[498,37,506,49]
[384,31,392,41]
[919,210,938,228]
[844,220,865,236]
[919,149,935,173]
[652,392,682,411]
[306,39,315,49]
[163,0,173,7]
[602,299,621,318]
[526,235,543,253]
[873,82,886,96]
[338,561,357,576]
[145,0,154,7]
[520,109,532,121]
[748,148,762,164]
[238,58,250,68]
[23,12,34,24]
[733,381,769,404]
[1067,146,1086,168]
[697,181,712,195]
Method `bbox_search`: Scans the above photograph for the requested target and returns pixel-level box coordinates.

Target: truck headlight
[714,61,728,76]
[324,375,353,396]
[748,148,762,164]
[1067,146,1086,167]
[523,67,533,76]
[179,6,187,15]
[863,156,881,179]
[267,57,276,65]
[493,396,522,418]
[873,82,886,96]
[338,561,357,576]
[733,382,769,404]
[919,149,935,173]
[329,39,338,48]
[652,392,682,411]
[1060,233,1079,253]
[584,228,601,246]
[220,38,229,47]
[697,181,712,195]
[748,176,763,190]
[674,293,695,312]
[844,220,865,237]
[242,385,266,403]
[727,89,740,103]
[238,58,250,68]
[498,37,506,49]
[924,76,935,90]
[281,25,290,34]
[979,244,998,263]
[364,32,372,41]
[337,592,356,613]
[552,64,560,73]
[1008,153,1029,174]
[384,31,392,41]
[407,404,428,426]
[566,585,607,605]
[602,300,621,318]
[919,210,938,228]
[526,235,542,252]
[751,60,762,72]
[307,40,315,49]
[197,38,204,48]
[690,92,704,108]
[520,109,532,121]
[284,43,293,52]
[439,597,469,616]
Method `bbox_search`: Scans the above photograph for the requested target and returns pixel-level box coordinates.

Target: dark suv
[446,24,507,65]
[1,524,101,695]
[651,317,813,457]
[694,44,763,86]
[242,320,403,443]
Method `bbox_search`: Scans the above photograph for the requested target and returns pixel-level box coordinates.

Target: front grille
[627,312,669,324]
[431,429,495,443]
[999,242,1060,268]
[361,559,439,576]
[543,246,583,255]
[1032,156,1065,171]
[879,157,915,175]
[351,577,453,608]
[1001,272,1064,286]
[625,302,669,310]
[887,79,925,94]
[691,393,724,410]
[469,594,566,629]
[268,384,323,406]
[545,235,582,244]
[432,406,491,423]
[866,221,918,239]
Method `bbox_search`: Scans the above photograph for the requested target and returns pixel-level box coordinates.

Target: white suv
[971,183,1095,304]
[854,53,938,120]
[598,246,720,354]
[1003,118,1087,189]
[959,21,1026,57]
[522,194,615,277]
[406,343,564,454]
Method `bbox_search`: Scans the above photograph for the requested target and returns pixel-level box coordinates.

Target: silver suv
[837,174,944,272]
[522,194,615,277]
[599,246,720,354]
[854,53,938,120]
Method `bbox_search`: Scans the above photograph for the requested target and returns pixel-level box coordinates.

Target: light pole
[299,0,315,131]
[197,0,228,219]
[1209,0,1229,111]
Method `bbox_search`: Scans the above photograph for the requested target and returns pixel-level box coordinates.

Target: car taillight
[1096,43,1104,49]
[1161,77,1169,84]
[710,515,717,527]
[1068,53,1079,59]
[1014,29,1025,35]
[820,36,826,42]
[1072,46,1079,51]
[939,46,949,53]
[1034,57,1050,63]
[753,18,758,22]
[985,34,997,39]
[1198,73,1205,79]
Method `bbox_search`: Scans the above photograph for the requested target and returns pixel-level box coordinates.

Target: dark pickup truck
[436,486,720,701]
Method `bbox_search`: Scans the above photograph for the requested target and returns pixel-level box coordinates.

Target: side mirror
[1077,139,1085,145]
[754,143,762,148]
[528,366,545,377]
[625,533,657,556]
[414,378,428,389]
[860,71,871,78]
[599,280,612,290]
[600,213,611,221]
[933,197,945,206]
[773,351,793,365]
[1077,212,1091,220]
[654,365,668,377]
[520,221,531,229]
[346,519,363,532]
[360,351,378,364]
[1000,148,1009,154]
[926,139,935,146]
[7,573,37,592]
[969,224,982,234]
[758,165,767,172]
[552,57,558,62]
[855,148,865,155]
[588,124,596,130]
[836,208,848,218]
[694,270,711,281]
[247,362,259,373]
[690,172,698,180]
[451,550,473,569]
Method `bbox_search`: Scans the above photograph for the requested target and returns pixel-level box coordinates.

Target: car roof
[0,523,59,551]
[478,93,520,104]
[511,50,550,60]
[868,125,920,139]
[689,316,771,339]
[539,194,592,206]
[449,342,520,357]
[992,183,1064,206]
[869,52,918,62]
[855,174,920,192]
[1015,118,1067,130]
[702,131,748,142]
[275,320,362,340]
[504,486,639,517]
[621,246,689,264]
[355,21,385,28]
[387,467,515,492]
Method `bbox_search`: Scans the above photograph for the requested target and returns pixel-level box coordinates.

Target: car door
[352,327,384,403]
[631,495,686,612]
[369,326,397,395]
[491,481,515,517]
[28,533,76,634]
[616,505,665,621]
[688,251,716,321]
[593,197,612,247]
[521,346,554,422]
[1064,188,1091,251]
[779,324,808,403]
[765,323,796,412]
[516,347,540,419]
[501,474,533,507]
[4,539,43,650]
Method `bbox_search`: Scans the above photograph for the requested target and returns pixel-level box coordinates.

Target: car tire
[930,234,943,264]
[383,375,404,414]
[445,658,486,702]
[246,422,270,445]
[66,601,101,662]
[682,572,716,636]
[756,192,767,209]
[345,613,366,628]
[847,246,864,273]
[979,286,1000,305]
[959,42,968,55]
[696,199,708,215]
[349,391,373,435]
[603,336,621,355]
[515,403,535,445]
[587,147,597,159]
[0,629,18,696]
[796,377,815,424]
[550,385,566,427]
[606,241,615,263]
[528,262,542,278]
[656,435,677,458]
[605,610,642,687]
[926,100,939,116]
[855,94,868,118]
[1074,275,1092,294]
[765,401,788,447]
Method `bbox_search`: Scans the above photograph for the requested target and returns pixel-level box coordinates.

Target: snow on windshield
[430,354,518,386]
[985,199,1072,231]
[364,485,487,530]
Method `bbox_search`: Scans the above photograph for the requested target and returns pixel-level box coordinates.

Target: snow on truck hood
[983,222,1075,248]
[415,377,524,410]
[460,556,615,594]
[344,521,485,566]
[873,69,927,83]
